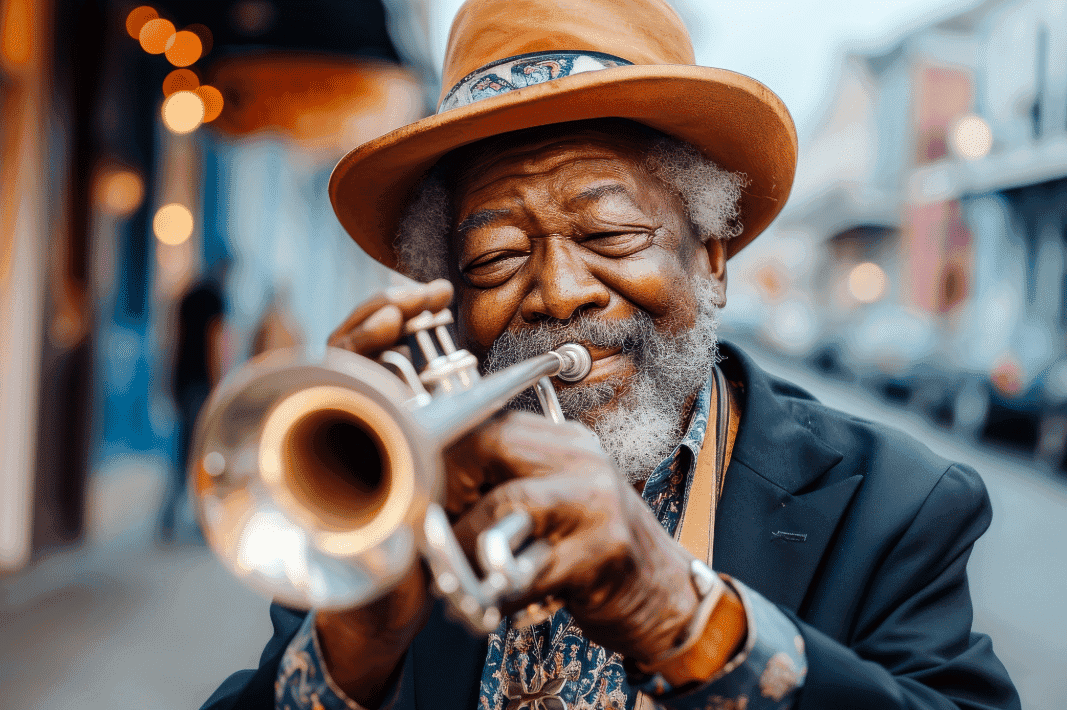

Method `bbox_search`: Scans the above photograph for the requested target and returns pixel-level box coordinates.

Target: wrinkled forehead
[440,119,663,198]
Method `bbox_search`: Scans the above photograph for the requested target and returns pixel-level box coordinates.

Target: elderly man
[203,1,1019,709]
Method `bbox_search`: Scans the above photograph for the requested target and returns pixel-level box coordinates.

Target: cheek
[456,283,526,355]
[592,247,693,321]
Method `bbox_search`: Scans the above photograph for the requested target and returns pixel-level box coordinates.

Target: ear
[692,238,727,307]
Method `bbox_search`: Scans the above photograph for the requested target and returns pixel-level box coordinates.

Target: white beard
[482,279,722,483]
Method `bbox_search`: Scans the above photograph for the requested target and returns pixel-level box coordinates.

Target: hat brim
[329,63,797,269]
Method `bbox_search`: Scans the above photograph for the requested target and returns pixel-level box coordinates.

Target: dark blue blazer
[202,342,1020,709]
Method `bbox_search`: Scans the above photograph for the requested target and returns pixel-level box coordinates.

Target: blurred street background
[1,0,1065,708]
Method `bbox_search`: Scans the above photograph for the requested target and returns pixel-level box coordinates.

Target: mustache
[481,311,657,374]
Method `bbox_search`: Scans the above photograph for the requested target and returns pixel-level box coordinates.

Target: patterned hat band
[438,50,634,113]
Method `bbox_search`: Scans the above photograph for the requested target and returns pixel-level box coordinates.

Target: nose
[521,237,610,322]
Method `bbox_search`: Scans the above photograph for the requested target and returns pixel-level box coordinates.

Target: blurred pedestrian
[158,262,229,543]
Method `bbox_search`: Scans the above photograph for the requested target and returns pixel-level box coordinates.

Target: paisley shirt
[476,379,712,710]
[277,373,807,710]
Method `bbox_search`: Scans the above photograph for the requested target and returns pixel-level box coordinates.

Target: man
[203,1,1020,708]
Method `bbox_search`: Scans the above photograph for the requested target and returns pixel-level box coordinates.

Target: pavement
[0,455,269,709]
[1,348,1064,709]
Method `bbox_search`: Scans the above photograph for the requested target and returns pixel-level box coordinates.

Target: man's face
[444,126,729,482]
[449,127,726,373]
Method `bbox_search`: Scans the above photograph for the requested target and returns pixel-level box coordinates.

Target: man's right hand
[316,279,453,708]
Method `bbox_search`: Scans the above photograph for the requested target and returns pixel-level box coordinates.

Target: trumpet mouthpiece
[554,343,592,382]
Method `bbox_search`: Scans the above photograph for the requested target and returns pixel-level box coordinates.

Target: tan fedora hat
[329,0,797,270]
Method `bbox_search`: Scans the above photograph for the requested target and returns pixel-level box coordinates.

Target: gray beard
[482,279,722,484]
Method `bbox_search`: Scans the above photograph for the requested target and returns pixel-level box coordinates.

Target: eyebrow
[456,208,512,237]
[574,183,633,202]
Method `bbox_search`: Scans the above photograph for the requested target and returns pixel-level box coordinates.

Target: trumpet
[190,307,591,633]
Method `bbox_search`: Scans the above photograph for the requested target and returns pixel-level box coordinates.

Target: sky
[426,0,985,140]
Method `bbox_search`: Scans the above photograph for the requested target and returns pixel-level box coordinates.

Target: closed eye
[579,231,655,257]
[461,249,530,287]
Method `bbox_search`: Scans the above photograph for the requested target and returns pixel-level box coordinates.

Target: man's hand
[449,411,703,665]
[316,278,452,708]
[327,278,453,356]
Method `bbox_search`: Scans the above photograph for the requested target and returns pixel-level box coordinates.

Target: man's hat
[329,0,797,269]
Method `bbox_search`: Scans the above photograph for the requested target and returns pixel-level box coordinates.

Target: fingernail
[363,304,400,331]
[385,286,418,301]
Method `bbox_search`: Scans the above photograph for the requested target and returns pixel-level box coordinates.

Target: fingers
[458,412,603,472]
[328,279,454,356]
[454,485,626,617]
[329,304,404,355]
[451,467,622,565]
[443,412,601,517]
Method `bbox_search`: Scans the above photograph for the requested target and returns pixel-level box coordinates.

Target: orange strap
[637,367,730,708]
[676,365,729,567]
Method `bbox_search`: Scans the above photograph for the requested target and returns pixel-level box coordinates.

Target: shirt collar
[640,370,713,500]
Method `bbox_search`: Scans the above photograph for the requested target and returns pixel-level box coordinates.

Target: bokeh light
[991,357,1023,397]
[153,203,194,245]
[94,168,145,216]
[185,23,214,56]
[231,0,277,36]
[139,18,175,54]
[125,6,158,40]
[161,90,205,134]
[162,68,199,97]
[1,0,32,67]
[196,85,225,122]
[164,30,202,67]
[848,262,887,303]
[951,114,993,161]
[754,263,786,302]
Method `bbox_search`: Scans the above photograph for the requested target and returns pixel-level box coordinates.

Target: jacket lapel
[712,343,861,613]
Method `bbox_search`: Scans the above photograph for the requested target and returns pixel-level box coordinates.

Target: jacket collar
[713,341,861,613]
[719,341,843,494]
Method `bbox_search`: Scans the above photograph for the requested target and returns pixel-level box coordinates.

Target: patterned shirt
[277,373,807,710]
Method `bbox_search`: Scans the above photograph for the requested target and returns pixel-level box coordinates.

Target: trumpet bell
[192,346,438,610]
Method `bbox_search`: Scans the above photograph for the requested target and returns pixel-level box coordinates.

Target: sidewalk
[0,455,269,710]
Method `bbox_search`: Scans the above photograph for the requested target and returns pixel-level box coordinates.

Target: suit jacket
[202,341,1020,710]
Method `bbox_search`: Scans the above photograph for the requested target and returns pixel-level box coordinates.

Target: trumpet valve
[421,350,480,393]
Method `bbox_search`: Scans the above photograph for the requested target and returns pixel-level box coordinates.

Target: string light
[162,68,199,97]
[196,85,225,122]
[94,168,144,216]
[164,30,203,67]
[126,10,218,133]
[848,262,888,303]
[125,6,158,40]
[951,114,993,161]
[139,17,175,54]
[161,90,205,134]
[153,203,194,245]
[185,24,213,56]
[231,1,277,36]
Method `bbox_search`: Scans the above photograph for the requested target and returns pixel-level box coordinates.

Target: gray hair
[394,134,747,282]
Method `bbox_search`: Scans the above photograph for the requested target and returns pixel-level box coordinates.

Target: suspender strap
[676,365,729,568]
[637,366,730,709]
